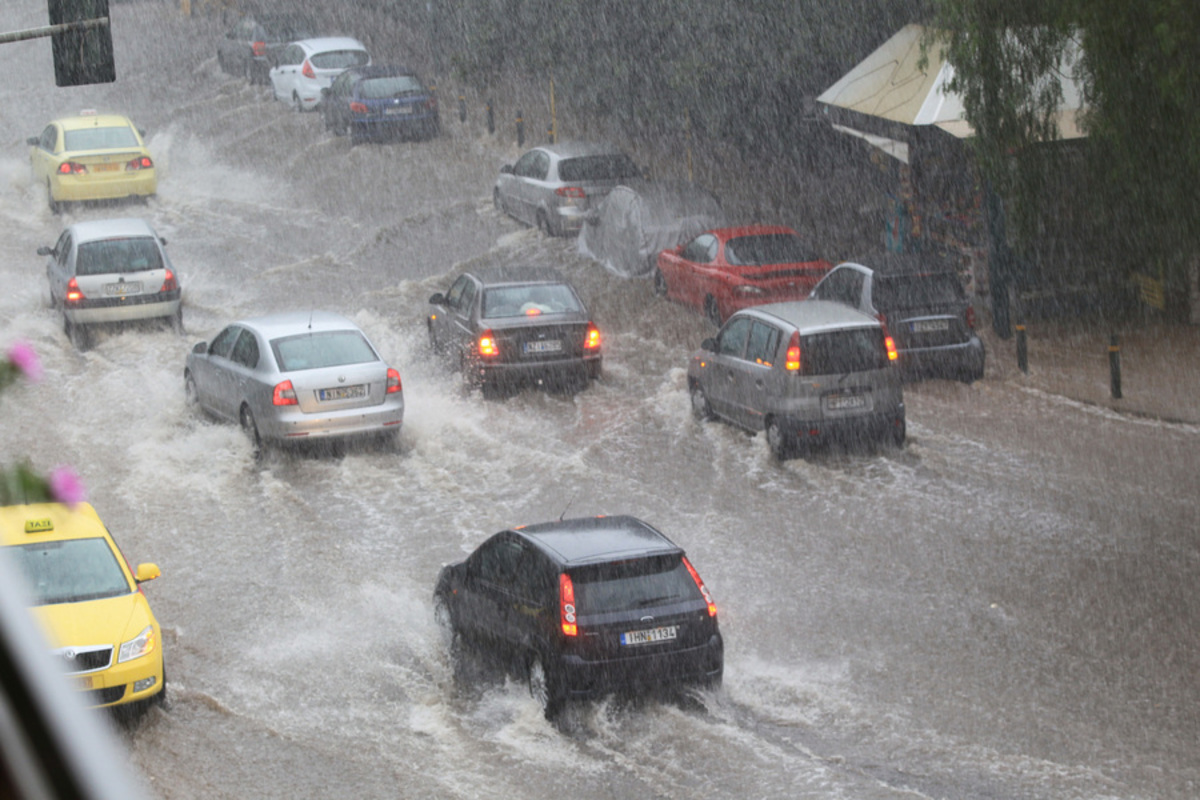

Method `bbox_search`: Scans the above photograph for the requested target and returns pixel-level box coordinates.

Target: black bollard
[547,125,555,144]
[1016,324,1028,374]
[458,95,466,124]
[1109,334,1122,399]
[486,101,495,135]
[516,110,524,147]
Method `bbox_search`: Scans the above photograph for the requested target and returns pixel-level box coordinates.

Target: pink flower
[7,341,42,383]
[47,465,86,507]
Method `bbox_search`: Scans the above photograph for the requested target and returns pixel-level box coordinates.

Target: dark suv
[433,516,723,718]
[427,266,602,396]
[808,255,986,382]
[216,12,316,85]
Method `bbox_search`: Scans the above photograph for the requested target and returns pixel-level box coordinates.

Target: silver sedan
[184,311,404,449]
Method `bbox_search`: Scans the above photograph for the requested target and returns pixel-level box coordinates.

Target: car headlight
[118,625,156,663]
[732,285,766,297]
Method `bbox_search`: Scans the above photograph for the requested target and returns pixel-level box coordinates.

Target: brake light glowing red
[126,156,153,171]
[584,322,600,349]
[65,277,83,303]
[885,335,898,361]
[350,101,369,114]
[386,368,402,394]
[57,162,86,175]
[478,329,498,357]
[272,380,298,406]
[524,307,542,316]
[555,186,586,199]
[251,41,266,57]
[302,59,316,79]
[683,556,717,617]
[559,573,578,636]
[159,269,178,293]
[785,331,801,371]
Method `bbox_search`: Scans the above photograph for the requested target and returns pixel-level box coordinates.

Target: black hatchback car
[321,65,440,144]
[808,255,986,382]
[427,266,602,395]
[434,515,723,718]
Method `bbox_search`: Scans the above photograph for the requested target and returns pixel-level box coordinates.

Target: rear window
[802,327,889,375]
[482,284,583,319]
[311,49,369,70]
[873,273,964,312]
[359,75,425,98]
[271,330,378,371]
[63,125,139,151]
[572,555,698,615]
[6,539,131,606]
[725,234,819,266]
[76,237,162,276]
[558,154,640,183]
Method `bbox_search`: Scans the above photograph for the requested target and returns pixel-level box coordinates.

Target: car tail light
[559,573,578,637]
[555,186,586,201]
[251,40,267,57]
[524,307,542,316]
[386,367,402,394]
[57,161,86,175]
[965,305,976,329]
[785,331,801,372]
[584,322,601,350]
[682,556,717,618]
[272,380,298,406]
[159,269,178,293]
[478,329,498,357]
[65,277,83,304]
[350,101,369,114]
[126,156,153,171]
[424,97,438,112]
[302,59,316,79]
[885,335,899,362]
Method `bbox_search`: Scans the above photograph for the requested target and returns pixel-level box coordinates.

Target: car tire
[703,296,722,327]
[427,323,441,355]
[537,211,555,238]
[169,306,184,336]
[766,417,796,459]
[239,404,262,452]
[690,383,714,421]
[184,371,199,409]
[527,653,563,720]
[46,181,61,215]
[653,268,668,297]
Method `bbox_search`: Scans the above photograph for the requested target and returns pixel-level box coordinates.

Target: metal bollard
[458,95,466,124]
[1109,334,1122,399]
[516,110,524,147]
[1016,324,1028,373]
[486,101,495,135]
[546,125,555,144]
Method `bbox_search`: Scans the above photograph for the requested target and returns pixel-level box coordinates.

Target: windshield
[6,539,131,606]
[271,330,379,371]
[873,273,965,312]
[76,237,163,276]
[360,75,425,98]
[482,284,583,318]
[725,234,819,266]
[802,328,889,375]
[63,125,140,151]
[558,154,640,183]
[572,555,698,614]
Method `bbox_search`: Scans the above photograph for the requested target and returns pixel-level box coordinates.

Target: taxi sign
[25,518,54,534]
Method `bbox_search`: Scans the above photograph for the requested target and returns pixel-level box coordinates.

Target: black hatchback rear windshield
[558,154,640,183]
[873,273,964,312]
[802,328,889,375]
[725,234,819,266]
[572,555,699,615]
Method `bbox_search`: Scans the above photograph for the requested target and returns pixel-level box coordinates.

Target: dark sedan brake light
[251,40,267,57]
[885,335,899,362]
[584,322,600,350]
[272,380,298,406]
[555,186,585,198]
[478,329,498,357]
[683,556,717,617]
[559,573,578,637]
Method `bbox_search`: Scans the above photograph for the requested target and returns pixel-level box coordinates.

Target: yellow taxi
[0,502,165,712]
[27,111,157,214]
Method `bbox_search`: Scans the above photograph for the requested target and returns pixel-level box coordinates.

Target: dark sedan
[321,65,439,144]
[216,12,316,85]
[434,515,723,719]
[426,266,602,396]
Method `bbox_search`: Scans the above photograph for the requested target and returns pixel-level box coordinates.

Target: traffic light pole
[0,17,109,46]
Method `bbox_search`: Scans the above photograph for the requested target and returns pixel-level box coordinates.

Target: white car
[37,218,182,351]
[269,37,370,111]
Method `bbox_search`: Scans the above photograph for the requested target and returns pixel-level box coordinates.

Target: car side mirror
[192,341,208,355]
[700,337,717,352]
[134,563,161,583]
[429,292,446,305]
[36,246,54,257]
[499,164,514,175]
[26,136,39,147]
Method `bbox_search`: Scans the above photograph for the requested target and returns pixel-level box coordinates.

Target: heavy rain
[0,0,1197,798]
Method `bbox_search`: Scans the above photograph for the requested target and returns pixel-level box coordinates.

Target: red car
[654,225,833,325]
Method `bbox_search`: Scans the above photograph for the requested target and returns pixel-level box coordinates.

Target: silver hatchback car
[38,218,182,351]
[687,300,905,458]
[184,311,404,450]
[493,141,644,237]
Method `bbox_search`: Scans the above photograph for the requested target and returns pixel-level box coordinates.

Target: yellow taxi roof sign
[25,517,54,534]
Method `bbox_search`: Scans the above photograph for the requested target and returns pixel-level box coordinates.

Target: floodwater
[0,3,1197,798]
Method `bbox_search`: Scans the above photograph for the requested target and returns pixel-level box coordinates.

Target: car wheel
[690,383,714,421]
[169,306,184,335]
[184,371,199,408]
[890,415,907,448]
[239,404,262,451]
[527,653,563,720]
[46,181,60,215]
[703,296,722,327]
[653,268,668,297]
[536,211,555,237]
[766,417,795,459]
[65,318,90,351]
[427,323,441,355]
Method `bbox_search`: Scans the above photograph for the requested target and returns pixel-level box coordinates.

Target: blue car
[321,65,440,143]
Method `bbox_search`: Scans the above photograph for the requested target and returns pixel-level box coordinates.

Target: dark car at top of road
[427,266,602,396]
[655,225,834,325]
[688,300,905,458]
[434,515,723,719]
[321,65,439,144]
[216,11,316,84]
[808,254,986,383]
[494,142,645,237]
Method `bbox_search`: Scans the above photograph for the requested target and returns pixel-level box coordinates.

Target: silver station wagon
[687,300,905,458]
[184,311,404,450]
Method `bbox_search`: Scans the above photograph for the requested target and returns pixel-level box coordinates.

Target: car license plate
[104,281,142,296]
[92,163,119,172]
[318,384,367,401]
[385,106,413,115]
[912,319,950,333]
[826,393,867,411]
[621,625,677,646]
[523,340,562,354]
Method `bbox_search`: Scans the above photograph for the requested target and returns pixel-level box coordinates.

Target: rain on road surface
[0,3,1197,798]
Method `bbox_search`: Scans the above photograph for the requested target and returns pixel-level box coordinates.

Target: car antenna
[559,491,578,521]
[308,310,313,330]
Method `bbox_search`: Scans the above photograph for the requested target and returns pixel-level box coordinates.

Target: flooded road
[1,3,1197,798]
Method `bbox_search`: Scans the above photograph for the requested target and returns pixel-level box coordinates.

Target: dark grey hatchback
[433,516,723,718]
